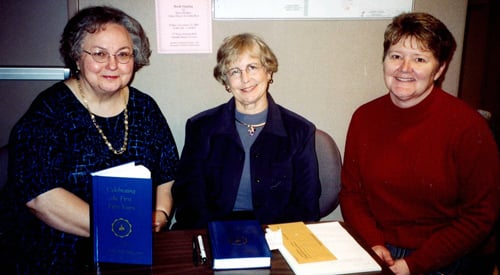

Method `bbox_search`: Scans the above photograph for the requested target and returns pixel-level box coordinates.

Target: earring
[74,69,80,80]
[269,79,274,84]
[225,86,231,93]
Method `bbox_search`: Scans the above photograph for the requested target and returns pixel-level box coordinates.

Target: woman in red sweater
[340,12,500,275]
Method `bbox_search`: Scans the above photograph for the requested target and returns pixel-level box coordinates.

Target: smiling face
[226,51,272,114]
[383,36,446,108]
[78,23,134,96]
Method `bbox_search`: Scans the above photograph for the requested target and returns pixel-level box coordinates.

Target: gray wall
[77,0,466,155]
[0,0,68,145]
[0,0,468,221]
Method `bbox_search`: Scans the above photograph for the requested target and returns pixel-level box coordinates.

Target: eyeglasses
[82,48,134,64]
[225,63,263,80]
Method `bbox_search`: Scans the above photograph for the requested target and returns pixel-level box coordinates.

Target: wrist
[156,209,170,222]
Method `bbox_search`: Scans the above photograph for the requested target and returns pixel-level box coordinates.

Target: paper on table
[264,227,282,250]
[272,221,381,275]
[268,222,336,263]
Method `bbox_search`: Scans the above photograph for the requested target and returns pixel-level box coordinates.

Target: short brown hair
[60,6,151,76]
[383,12,456,66]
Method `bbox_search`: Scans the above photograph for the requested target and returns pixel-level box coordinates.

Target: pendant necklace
[235,118,266,136]
[78,81,129,155]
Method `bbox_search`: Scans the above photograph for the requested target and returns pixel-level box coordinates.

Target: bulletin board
[213,0,414,20]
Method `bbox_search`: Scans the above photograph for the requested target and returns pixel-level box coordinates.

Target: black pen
[192,236,199,266]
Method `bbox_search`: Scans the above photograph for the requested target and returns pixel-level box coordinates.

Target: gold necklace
[235,118,266,136]
[77,81,128,155]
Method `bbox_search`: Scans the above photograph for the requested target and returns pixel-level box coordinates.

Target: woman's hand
[372,245,395,266]
[152,209,169,232]
[389,259,410,275]
[153,181,174,232]
[372,245,411,275]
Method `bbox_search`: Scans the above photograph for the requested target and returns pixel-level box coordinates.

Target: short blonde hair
[213,33,278,86]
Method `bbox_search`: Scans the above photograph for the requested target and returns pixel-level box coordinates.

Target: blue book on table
[91,162,152,265]
[208,219,271,270]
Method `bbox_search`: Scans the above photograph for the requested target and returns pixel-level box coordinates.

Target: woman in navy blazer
[172,33,320,229]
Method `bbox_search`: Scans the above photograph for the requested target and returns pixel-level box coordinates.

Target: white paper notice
[213,0,413,20]
[155,0,212,54]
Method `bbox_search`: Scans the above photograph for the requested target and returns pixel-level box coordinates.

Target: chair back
[0,145,8,191]
[315,129,342,218]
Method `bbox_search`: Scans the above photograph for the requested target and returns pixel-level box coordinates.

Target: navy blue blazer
[172,94,320,229]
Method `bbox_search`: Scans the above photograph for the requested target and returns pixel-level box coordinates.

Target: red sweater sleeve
[404,114,500,273]
[340,111,386,247]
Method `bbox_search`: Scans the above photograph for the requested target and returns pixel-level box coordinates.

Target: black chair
[0,144,8,192]
[315,129,342,219]
[0,144,17,273]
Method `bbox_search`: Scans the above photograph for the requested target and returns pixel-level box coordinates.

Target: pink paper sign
[155,0,213,54]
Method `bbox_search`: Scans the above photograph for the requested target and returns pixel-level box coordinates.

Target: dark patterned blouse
[1,82,178,273]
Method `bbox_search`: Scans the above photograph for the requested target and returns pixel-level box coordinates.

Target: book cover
[208,220,271,270]
[91,162,153,265]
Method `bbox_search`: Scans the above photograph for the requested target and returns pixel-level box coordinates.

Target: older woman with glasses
[172,33,321,229]
[0,6,178,273]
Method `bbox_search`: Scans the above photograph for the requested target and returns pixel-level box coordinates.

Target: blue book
[208,220,271,270]
[91,162,152,265]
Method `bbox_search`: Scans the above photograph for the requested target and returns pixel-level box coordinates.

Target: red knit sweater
[340,88,500,273]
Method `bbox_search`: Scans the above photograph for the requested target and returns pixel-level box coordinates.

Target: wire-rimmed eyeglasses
[82,48,134,64]
[225,63,263,80]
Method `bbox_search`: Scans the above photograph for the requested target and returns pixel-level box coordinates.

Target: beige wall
[79,0,467,220]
